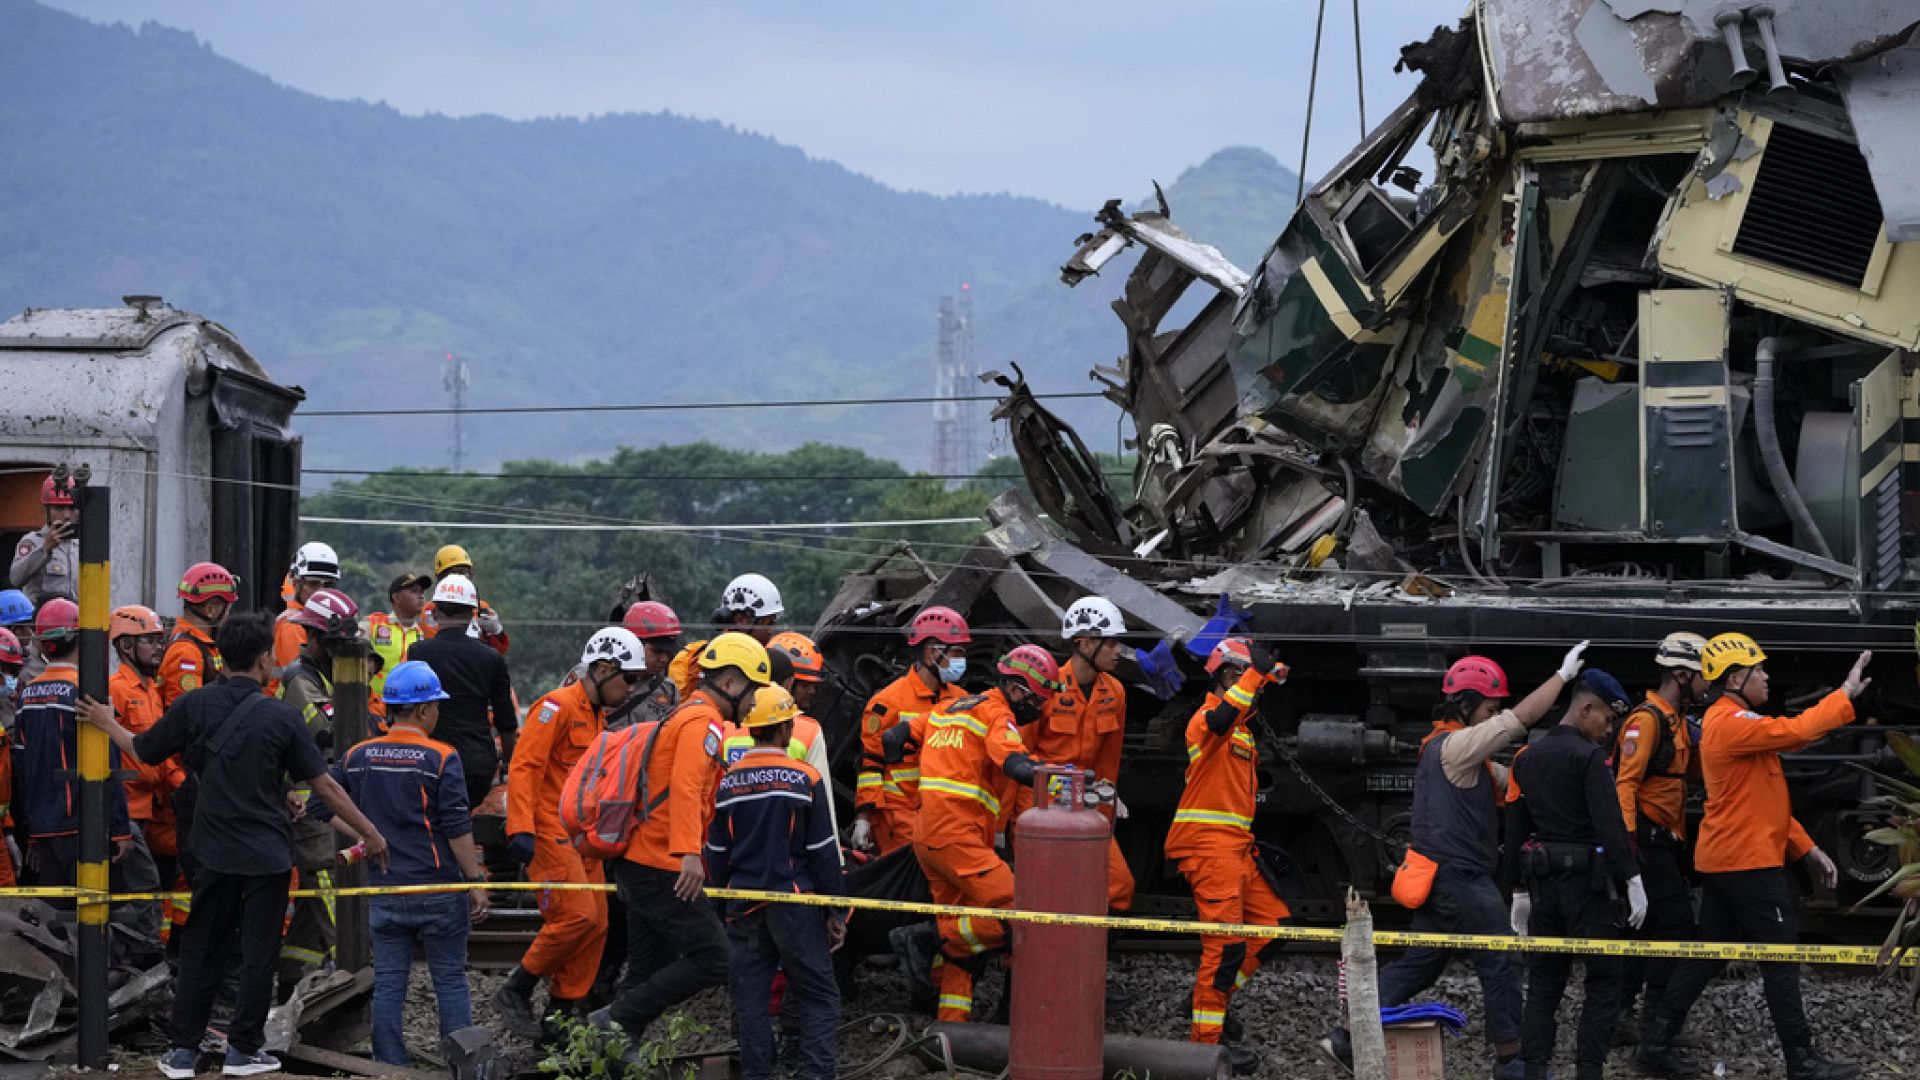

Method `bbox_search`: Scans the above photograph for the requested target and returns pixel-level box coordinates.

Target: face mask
[941,657,967,683]
[1010,693,1045,725]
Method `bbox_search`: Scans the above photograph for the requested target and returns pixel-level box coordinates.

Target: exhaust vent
[1731,123,1882,289]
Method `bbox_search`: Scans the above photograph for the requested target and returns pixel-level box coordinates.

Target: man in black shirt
[408,575,517,808]
[1504,668,1648,1080]
[82,614,387,1080]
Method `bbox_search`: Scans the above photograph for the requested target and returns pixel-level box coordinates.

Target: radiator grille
[1731,123,1882,289]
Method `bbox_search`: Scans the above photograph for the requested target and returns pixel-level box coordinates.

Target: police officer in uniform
[1505,669,1647,1080]
[10,474,80,605]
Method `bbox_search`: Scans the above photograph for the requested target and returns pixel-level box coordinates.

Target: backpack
[558,718,668,859]
[1612,701,1683,778]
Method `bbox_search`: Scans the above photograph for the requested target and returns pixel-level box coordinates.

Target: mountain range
[0,0,1300,474]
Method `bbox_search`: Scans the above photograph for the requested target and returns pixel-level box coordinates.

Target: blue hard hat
[1578,668,1631,714]
[383,660,450,706]
[0,590,32,626]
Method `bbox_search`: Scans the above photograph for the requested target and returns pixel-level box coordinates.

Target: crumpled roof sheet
[1482,0,1920,122]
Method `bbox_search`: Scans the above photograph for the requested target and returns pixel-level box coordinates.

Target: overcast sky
[44,0,1454,207]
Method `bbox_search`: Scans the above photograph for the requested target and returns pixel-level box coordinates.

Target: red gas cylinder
[1011,766,1110,1080]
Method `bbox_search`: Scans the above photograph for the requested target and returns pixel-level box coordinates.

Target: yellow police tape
[2,880,1910,968]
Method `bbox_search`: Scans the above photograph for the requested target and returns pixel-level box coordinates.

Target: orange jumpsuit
[272,600,306,681]
[859,668,962,854]
[1023,668,1134,911]
[1695,691,1854,873]
[507,681,609,999]
[911,690,1028,1021]
[1164,667,1288,1042]
[110,665,185,855]
[622,690,728,872]
[1615,693,1692,838]
[157,623,221,708]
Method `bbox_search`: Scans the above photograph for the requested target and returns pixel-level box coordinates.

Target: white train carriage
[0,296,302,615]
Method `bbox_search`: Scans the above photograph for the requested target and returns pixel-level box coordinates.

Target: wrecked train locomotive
[812,0,1920,925]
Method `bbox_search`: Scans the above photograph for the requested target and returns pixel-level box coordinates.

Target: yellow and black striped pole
[75,478,111,1068]
[329,638,372,972]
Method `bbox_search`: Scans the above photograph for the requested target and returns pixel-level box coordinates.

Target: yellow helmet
[741,685,801,729]
[434,544,473,577]
[699,631,772,685]
[1701,632,1768,681]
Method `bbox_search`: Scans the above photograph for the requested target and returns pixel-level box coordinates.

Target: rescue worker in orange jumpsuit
[109,605,183,949]
[853,606,969,855]
[1637,637,1871,1080]
[889,645,1055,1022]
[665,573,785,697]
[493,627,647,1035]
[1027,596,1134,912]
[593,633,772,1042]
[274,542,341,681]
[159,563,236,708]
[1613,632,1708,1041]
[423,545,510,653]
[1165,637,1289,1069]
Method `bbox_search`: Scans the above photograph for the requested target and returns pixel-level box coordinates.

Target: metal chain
[1270,736,1408,857]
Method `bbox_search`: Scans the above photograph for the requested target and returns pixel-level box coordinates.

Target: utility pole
[74,469,110,1069]
[932,285,978,482]
[444,351,470,472]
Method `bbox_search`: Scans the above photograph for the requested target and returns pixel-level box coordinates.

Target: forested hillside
[0,0,1297,474]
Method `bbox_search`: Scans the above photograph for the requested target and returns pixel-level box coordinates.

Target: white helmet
[432,574,479,607]
[581,627,647,672]
[1062,596,1126,639]
[290,541,340,582]
[719,572,784,617]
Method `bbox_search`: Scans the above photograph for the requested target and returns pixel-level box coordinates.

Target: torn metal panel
[1837,40,1920,242]
[988,369,1133,551]
[1481,0,1920,123]
[1062,202,1250,297]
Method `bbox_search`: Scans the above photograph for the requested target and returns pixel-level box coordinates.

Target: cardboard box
[1382,1020,1444,1080]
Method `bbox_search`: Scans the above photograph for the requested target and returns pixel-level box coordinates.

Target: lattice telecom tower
[444,351,470,471]
[932,285,978,478]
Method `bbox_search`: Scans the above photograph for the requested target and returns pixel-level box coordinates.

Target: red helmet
[1205,636,1253,675]
[1443,656,1509,698]
[179,562,238,604]
[997,644,1062,700]
[40,474,76,507]
[0,628,23,665]
[907,605,971,646]
[35,598,79,641]
[293,587,360,634]
[622,601,682,640]
[768,631,825,683]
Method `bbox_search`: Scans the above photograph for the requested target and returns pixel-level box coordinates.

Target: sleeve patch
[177,662,197,672]
[1620,736,1640,758]
[15,540,30,557]
[704,731,721,758]
[537,701,560,723]
[1736,710,1761,720]
[179,675,200,691]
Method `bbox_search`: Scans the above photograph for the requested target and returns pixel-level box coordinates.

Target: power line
[300,391,1106,419]
[302,468,1131,483]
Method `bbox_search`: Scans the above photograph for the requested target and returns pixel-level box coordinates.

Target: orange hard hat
[767,631,825,683]
[109,605,164,642]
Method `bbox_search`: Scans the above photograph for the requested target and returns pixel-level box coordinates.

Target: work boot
[1221,1044,1259,1076]
[1633,1033,1700,1078]
[1492,1056,1526,1080]
[888,923,937,1003]
[1784,1046,1862,1080]
[491,967,543,1039]
[1317,1027,1353,1074]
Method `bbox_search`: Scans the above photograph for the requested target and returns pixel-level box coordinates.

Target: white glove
[1803,847,1839,891]
[1114,796,1130,821]
[848,817,875,853]
[1556,640,1591,681]
[1510,893,1531,936]
[477,609,505,637]
[1626,875,1649,929]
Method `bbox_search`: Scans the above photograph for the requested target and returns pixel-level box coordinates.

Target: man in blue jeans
[315,660,489,1065]
[706,686,846,1080]
[1321,644,1586,1079]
